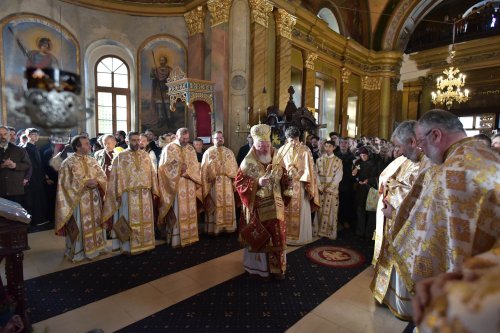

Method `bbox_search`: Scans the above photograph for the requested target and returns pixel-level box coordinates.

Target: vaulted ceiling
[62,0,484,52]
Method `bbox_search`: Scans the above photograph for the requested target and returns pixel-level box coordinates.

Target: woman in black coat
[352,146,382,240]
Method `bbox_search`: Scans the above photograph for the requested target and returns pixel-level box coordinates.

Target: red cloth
[235,170,286,274]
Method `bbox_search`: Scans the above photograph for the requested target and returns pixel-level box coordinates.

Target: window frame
[314,80,324,124]
[94,55,131,134]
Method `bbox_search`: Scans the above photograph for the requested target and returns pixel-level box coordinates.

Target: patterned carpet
[26,233,241,323]
[118,229,374,333]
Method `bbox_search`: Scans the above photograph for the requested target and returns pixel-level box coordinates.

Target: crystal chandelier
[431,49,469,109]
[431,22,469,110]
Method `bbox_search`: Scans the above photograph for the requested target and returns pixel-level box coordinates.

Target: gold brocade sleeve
[150,155,159,198]
[421,248,500,333]
[55,156,86,234]
[237,149,262,214]
[224,147,239,180]
[183,145,202,201]
[158,143,181,222]
[300,146,320,208]
[384,159,420,210]
[201,148,213,200]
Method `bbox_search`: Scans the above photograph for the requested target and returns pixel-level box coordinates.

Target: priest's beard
[256,151,272,164]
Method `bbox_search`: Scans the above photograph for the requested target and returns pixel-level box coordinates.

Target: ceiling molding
[382,0,443,51]
[60,0,206,16]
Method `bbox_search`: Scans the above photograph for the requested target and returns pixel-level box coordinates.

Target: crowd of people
[1,108,499,331]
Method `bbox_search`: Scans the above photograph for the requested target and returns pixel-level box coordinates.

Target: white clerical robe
[313,153,343,239]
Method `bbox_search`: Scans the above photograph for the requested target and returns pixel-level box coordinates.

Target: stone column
[340,67,351,137]
[402,84,421,121]
[184,6,206,80]
[207,0,232,133]
[248,0,274,124]
[361,76,382,137]
[274,8,296,112]
[303,51,317,108]
[408,89,421,120]
[379,76,391,139]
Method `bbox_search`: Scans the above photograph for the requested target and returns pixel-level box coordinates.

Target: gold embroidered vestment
[102,149,159,254]
[201,145,238,234]
[158,142,202,247]
[55,154,107,257]
[276,142,319,240]
[391,138,500,294]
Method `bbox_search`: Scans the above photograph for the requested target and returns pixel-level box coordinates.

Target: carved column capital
[275,8,296,39]
[341,67,351,83]
[184,6,206,36]
[409,90,421,100]
[419,75,435,88]
[207,0,232,27]
[362,76,382,90]
[248,0,274,28]
[304,52,318,70]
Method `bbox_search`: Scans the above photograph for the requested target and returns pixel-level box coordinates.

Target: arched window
[317,8,341,34]
[95,56,130,134]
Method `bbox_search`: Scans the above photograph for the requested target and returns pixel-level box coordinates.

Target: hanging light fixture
[431,22,470,110]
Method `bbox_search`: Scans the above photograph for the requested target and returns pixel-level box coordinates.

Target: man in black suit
[193,137,205,163]
[23,128,50,226]
[335,137,357,229]
[115,130,128,149]
[0,126,31,206]
[236,134,253,166]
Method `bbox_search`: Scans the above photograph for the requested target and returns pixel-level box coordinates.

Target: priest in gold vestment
[158,127,202,247]
[370,120,431,320]
[55,135,107,262]
[201,131,238,235]
[276,126,319,245]
[313,140,343,240]
[235,124,287,279]
[102,132,159,255]
[383,110,500,320]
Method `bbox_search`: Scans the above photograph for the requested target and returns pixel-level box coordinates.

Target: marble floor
[14,230,408,333]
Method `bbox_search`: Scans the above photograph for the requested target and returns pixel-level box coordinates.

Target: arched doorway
[193,100,212,140]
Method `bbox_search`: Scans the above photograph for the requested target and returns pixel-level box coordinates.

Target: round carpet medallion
[306,246,365,268]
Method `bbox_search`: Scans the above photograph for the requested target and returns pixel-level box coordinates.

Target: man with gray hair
[235,124,287,279]
[384,110,500,320]
[158,128,202,247]
[93,134,118,178]
[370,120,431,320]
[200,131,238,235]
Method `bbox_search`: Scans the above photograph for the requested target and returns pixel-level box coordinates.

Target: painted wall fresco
[138,35,187,135]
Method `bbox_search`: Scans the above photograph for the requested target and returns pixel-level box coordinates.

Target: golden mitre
[250,124,271,142]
